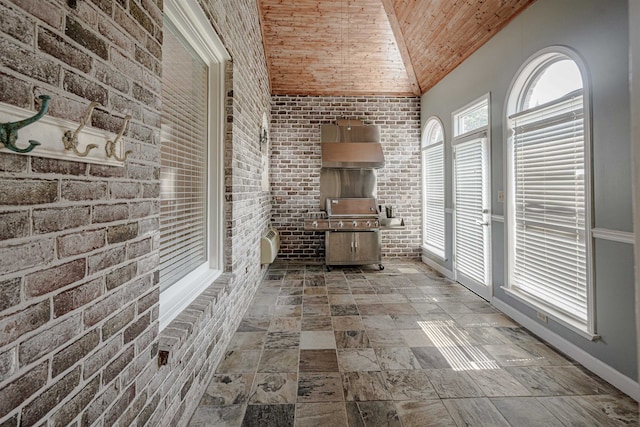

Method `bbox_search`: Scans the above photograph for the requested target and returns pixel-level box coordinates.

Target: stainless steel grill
[305,197,383,271]
[325,197,383,271]
[303,123,386,271]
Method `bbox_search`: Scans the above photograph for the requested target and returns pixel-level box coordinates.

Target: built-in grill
[303,122,385,271]
[305,197,383,270]
[308,198,380,231]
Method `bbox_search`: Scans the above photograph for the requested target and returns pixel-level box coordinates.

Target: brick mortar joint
[0,201,151,213]
[0,217,155,243]
[1,247,155,302]
[0,171,160,181]
[0,247,88,276]
[0,313,86,374]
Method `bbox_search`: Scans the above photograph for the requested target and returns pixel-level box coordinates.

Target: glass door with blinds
[453,134,491,299]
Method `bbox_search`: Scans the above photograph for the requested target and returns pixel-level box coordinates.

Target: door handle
[475,220,489,226]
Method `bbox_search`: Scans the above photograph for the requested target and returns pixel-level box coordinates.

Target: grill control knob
[352,221,357,227]
[312,221,318,228]
[337,221,344,228]
[366,221,371,227]
[374,220,379,227]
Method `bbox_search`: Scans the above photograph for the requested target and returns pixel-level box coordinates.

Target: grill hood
[320,125,385,169]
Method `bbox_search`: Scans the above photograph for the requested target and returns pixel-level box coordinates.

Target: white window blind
[159,25,209,293]
[454,136,489,286]
[423,143,445,255]
[422,119,445,257]
[510,90,587,322]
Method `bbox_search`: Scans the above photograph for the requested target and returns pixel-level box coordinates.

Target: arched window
[422,117,445,258]
[506,47,592,333]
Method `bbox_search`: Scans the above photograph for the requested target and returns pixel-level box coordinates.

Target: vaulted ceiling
[258,0,535,96]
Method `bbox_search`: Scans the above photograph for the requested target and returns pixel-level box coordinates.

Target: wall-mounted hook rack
[0,98,129,167]
[105,115,132,162]
[61,101,99,157]
[0,95,50,153]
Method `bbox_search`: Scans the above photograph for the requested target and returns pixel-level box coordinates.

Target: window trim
[159,0,229,331]
[504,46,595,337]
[421,116,446,259]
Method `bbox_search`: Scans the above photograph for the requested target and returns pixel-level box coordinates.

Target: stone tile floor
[189,260,639,426]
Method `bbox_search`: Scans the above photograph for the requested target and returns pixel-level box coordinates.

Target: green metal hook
[0,95,51,154]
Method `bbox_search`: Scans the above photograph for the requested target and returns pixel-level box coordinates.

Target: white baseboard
[492,298,640,401]
[421,255,454,280]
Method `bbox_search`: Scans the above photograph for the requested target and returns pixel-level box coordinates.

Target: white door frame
[452,131,492,300]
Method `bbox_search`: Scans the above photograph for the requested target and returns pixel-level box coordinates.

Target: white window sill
[159,264,222,331]
[501,286,599,341]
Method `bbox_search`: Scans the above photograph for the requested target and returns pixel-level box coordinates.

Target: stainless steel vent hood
[320,125,385,169]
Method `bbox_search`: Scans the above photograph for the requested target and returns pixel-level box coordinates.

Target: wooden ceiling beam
[380,0,421,96]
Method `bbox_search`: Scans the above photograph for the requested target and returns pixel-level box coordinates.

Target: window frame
[421,116,446,259]
[452,94,490,139]
[159,0,229,331]
[504,46,595,338]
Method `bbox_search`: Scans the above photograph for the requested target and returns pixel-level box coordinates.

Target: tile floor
[188,260,639,426]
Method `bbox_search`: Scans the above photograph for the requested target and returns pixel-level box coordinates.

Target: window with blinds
[159,0,227,330]
[507,51,591,330]
[160,23,209,293]
[422,118,445,257]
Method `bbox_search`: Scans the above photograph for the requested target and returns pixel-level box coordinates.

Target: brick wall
[148,0,273,424]
[270,95,422,261]
[0,0,271,426]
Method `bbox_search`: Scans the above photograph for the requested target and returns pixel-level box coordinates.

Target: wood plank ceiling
[258,0,535,96]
